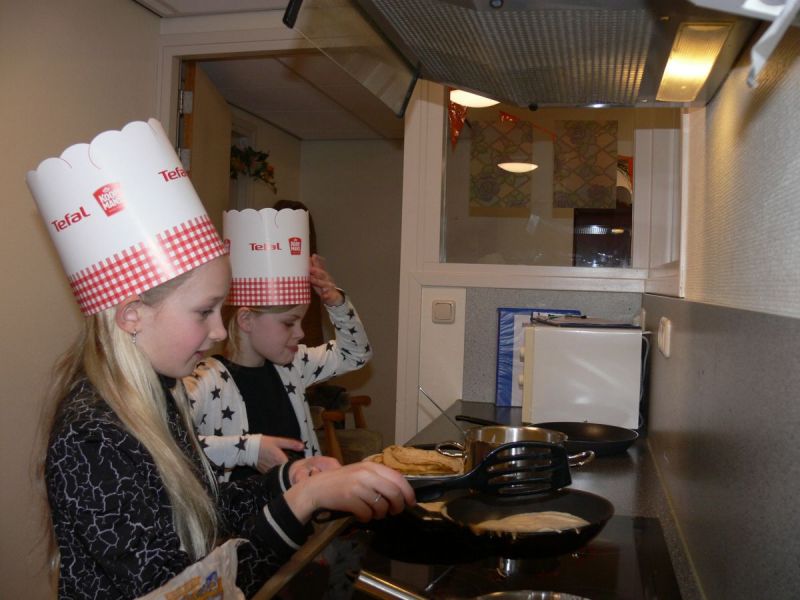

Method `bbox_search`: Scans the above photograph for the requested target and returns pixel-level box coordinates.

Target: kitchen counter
[259,401,702,599]
[408,401,701,600]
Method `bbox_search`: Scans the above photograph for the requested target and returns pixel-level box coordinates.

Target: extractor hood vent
[355,0,759,107]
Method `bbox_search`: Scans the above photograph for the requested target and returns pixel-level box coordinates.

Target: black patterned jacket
[45,378,309,599]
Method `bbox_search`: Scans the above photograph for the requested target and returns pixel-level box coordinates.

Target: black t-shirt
[216,355,302,481]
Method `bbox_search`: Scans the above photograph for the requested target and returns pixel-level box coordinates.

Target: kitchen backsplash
[462,287,642,403]
[644,293,800,599]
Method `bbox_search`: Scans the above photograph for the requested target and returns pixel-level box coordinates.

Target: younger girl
[29,120,414,599]
[186,228,372,481]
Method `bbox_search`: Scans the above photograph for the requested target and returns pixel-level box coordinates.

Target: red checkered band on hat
[68,215,226,315]
[228,276,311,306]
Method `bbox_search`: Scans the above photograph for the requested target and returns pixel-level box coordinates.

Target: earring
[131,330,138,345]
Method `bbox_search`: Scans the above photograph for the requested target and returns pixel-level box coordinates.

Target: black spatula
[413,441,571,502]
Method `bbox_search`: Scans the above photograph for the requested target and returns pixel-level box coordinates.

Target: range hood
[352,0,759,108]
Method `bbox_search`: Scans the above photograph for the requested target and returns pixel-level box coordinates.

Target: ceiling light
[450,89,499,108]
[498,162,538,173]
[656,22,733,102]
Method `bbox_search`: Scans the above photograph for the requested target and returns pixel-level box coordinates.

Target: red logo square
[93,183,126,216]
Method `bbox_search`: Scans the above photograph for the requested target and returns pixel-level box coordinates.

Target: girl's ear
[236,307,254,333]
[115,296,143,335]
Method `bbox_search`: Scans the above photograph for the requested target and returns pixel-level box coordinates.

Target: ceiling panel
[199,55,404,140]
[138,0,403,140]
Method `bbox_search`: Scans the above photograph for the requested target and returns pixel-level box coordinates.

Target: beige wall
[230,105,302,210]
[300,139,404,445]
[0,1,160,596]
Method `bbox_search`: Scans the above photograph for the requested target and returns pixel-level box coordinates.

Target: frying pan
[455,416,638,457]
[532,422,638,457]
[442,489,614,559]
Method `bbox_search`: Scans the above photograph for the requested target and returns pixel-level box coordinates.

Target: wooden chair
[312,395,383,464]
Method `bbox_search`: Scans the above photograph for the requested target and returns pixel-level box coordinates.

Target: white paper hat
[224,208,310,306]
[26,119,226,315]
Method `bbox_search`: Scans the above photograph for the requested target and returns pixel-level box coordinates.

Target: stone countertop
[410,401,703,600]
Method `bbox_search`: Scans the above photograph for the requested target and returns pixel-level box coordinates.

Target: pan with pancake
[442,489,614,558]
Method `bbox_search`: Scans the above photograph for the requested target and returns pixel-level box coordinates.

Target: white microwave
[520,323,642,429]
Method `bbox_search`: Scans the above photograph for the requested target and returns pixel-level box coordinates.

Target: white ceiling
[136,0,404,140]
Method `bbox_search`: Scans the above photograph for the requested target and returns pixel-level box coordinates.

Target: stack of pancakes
[369,445,463,475]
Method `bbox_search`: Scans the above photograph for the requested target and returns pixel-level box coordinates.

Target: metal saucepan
[354,570,593,600]
[438,425,595,472]
[442,488,614,559]
[456,415,638,457]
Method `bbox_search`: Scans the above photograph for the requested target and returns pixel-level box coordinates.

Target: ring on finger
[372,493,382,504]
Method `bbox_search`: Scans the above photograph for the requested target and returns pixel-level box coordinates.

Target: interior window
[442,104,655,268]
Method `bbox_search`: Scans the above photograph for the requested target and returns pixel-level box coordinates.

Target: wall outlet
[657,317,672,358]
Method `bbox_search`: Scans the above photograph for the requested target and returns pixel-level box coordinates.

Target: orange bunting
[499,110,518,123]
[500,110,557,141]
[448,101,468,150]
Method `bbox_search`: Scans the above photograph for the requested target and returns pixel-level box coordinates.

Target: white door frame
[154,11,311,142]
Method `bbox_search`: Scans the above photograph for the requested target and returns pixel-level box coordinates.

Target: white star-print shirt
[185,295,372,481]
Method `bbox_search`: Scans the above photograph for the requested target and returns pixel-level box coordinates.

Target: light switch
[432,300,456,324]
[657,317,672,358]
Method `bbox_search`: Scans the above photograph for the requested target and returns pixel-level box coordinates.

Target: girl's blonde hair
[43,270,218,571]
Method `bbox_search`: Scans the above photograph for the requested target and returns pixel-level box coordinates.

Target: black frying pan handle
[455,415,499,427]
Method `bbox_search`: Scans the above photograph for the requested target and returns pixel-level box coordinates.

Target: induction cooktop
[356,515,682,600]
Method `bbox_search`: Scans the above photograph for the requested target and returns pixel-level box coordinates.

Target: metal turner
[412,441,572,502]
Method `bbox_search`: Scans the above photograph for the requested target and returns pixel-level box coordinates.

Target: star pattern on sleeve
[221,406,235,420]
[285,383,296,395]
[211,386,221,400]
[220,370,230,382]
[214,427,223,436]
[235,437,247,452]
[325,342,334,352]
[313,365,324,377]
[347,308,355,319]
[301,353,309,365]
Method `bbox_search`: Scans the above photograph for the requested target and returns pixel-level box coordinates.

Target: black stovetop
[353,514,682,600]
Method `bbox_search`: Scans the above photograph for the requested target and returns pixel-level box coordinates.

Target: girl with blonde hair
[29,120,414,599]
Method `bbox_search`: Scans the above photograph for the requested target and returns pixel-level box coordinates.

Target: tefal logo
[93,183,126,216]
[158,166,188,182]
[289,237,302,255]
[249,242,282,251]
[51,206,91,232]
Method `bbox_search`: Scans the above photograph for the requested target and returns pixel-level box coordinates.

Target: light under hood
[353,0,758,108]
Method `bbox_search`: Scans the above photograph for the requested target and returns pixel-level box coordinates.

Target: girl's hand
[309,254,344,307]
[256,436,306,472]
[288,455,342,484]
[284,462,416,523]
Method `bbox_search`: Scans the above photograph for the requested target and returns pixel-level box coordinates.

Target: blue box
[496,307,581,406]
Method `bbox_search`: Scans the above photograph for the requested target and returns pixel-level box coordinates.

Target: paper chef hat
[26,119,226,315]
[224,208,311,306]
